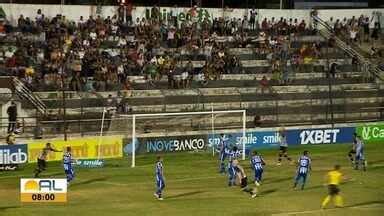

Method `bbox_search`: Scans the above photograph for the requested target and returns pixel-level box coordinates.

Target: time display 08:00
[31,193,55,201]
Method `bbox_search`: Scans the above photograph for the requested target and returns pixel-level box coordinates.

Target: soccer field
[0,143,383,216]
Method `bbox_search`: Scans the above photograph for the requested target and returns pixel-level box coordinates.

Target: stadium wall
[0,3,383,28]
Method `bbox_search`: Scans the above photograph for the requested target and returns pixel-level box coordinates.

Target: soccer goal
[107,109,247,167]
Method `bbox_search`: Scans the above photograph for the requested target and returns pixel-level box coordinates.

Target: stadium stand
[0,5,383,139]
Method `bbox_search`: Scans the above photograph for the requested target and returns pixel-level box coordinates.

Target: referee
[321,165,344,209]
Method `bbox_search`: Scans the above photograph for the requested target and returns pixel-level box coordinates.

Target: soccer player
[234,160,258,198]
[63,146,76,185]
[321,165,344,209]
[277,128,292,165]
[293,150,311,190]
[250,150,266,186]
[218,134,228,174]
[34,143,62,178]
[354,134,366,171]
[228,146,241,186]
[347,133,357,166]
[154,156,165,200]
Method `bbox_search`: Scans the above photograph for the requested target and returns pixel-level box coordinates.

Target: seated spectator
[259,76,272,94]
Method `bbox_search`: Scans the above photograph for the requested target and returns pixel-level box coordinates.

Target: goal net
[106,110,247,167]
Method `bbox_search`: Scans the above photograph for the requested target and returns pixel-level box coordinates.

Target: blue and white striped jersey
[228,150,241,162]
[297,155,311,174]
[63,152,73,164]
[156,161,163,176]
[250,155,264,170]
[355,137,364,154]
[218,137,228,152]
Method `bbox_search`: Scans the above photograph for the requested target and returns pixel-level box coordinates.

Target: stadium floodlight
[128,110,247,167]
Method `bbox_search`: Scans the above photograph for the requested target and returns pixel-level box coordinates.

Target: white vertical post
[131,115,136,167]
[211,103,215,156]
[280,0,283,10]
[242,110,246,160]
[97,108,106,159]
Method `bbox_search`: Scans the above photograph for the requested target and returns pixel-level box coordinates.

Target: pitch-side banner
[123,135,207,154]
[356,122,384,143]
[289,127,355,145]
[27,136,122,163]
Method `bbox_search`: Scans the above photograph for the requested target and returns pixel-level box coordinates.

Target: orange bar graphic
[20,193,67,203]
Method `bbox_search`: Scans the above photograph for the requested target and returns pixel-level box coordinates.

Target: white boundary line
[94,176,220,187]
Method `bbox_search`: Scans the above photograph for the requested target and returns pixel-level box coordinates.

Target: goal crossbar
[130,110,247,167]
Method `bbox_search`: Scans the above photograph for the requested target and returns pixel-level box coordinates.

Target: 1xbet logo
[299,129,340,145]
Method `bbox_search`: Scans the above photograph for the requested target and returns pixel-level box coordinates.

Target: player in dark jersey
[34,143,62,178]
[293,151,311,190]
[277,128,292,165]
[234,160,258,198]
[348,133,358,166]
[154,156,165,200]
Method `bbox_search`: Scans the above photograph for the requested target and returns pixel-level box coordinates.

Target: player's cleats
[251,194,257,198]
[154,193,159,199]
[276,162,282,166]
[255,181,260,187]
[158,197,163,201]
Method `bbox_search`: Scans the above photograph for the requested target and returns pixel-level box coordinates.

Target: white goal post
[130,110,247,167]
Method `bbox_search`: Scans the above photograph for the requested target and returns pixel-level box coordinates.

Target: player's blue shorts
[219,151,227,162]
[64,163,75,182]
[295,172,307,183]
[254,168,263,182]
[355,150,365,161]
[156,175,165,191]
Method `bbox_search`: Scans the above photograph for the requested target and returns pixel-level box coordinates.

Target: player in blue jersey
[154,156,165,200]
[354,135,366,171]
[63,146,76,185]
[218,134,228,174]
[293,150,311,190]
[228,146,241,186]
[250,150,266,186]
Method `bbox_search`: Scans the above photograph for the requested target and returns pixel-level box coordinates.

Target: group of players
[31,130,366,208]
[216,130,367,208]
[33,143,76,185]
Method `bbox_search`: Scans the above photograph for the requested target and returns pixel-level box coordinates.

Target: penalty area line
[95,176,220,186]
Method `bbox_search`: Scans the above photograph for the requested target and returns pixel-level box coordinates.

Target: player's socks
[321,195,331,208]
[334,195,344,207]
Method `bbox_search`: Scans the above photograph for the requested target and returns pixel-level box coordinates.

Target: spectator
[260,76,272,94]
[7,101,17,133]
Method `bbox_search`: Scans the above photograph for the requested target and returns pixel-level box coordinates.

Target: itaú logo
[20,179,67,193]
[361,126,384,140]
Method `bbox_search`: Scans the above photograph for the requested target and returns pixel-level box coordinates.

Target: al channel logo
[20,178,67,203]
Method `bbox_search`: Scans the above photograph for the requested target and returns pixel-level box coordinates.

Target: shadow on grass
[258,188,278,196]
[166,191,205,199]
[71,177,108,187]
[265,177,293,184]
[346,200,384,208]
[0,206,20,211]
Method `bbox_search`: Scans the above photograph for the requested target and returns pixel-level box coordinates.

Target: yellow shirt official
[327,170,342,185]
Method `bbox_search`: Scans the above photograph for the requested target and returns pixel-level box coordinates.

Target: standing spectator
[7,101,17,133]
[249,8,257,31]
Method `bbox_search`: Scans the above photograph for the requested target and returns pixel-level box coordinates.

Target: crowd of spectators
[0,5,325,92]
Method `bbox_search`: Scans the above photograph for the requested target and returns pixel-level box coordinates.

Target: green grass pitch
[0,143,383,216]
